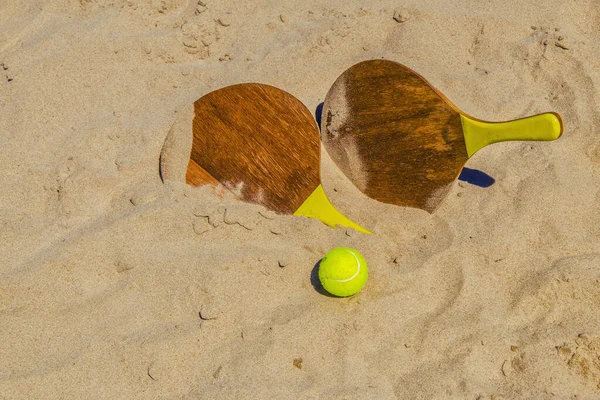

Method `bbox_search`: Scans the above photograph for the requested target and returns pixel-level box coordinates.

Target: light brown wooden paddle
[321,59,563,212]
[187,83,371,233]
[186,159,219,186]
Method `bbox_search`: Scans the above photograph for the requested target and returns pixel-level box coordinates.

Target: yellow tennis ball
[318,247,368,297]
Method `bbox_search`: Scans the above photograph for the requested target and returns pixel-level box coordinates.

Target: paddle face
[321,59,468,212]
[189,83,321,214]
[186,159,220,186]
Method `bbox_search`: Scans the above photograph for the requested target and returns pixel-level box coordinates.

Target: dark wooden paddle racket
[187,83,371,234]
[321,59,563,212]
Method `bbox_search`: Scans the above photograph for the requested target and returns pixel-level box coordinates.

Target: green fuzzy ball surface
[318,247,368,297]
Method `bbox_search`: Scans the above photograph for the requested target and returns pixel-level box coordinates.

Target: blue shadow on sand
[457,167,495,188]
[315,102,324,130]
[314,102,495,189]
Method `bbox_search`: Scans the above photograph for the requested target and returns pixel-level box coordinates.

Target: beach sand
[1,0,600,398]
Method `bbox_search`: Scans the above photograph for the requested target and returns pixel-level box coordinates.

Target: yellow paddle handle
[461,113,563,157]
[294,184,373,234]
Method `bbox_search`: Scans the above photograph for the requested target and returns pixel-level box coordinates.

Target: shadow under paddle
[458,167,495,188]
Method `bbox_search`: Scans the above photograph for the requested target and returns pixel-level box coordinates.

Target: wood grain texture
[186,159,220,186]
[321,59,468,212]
[189,83,321,214]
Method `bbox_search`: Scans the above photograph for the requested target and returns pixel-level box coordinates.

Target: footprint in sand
[557,333,600,390]
[586,143,600,164]
[512,254,600,324]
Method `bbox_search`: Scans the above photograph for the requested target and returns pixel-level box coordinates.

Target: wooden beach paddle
[187,83,372,234]
[321,59,563,212]
[159,105,222,188]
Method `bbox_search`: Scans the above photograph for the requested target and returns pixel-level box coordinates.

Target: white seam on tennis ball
[329,249,361,283]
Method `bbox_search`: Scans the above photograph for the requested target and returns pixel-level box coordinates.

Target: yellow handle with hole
[461,112,563,157]
[294,184,373,234]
